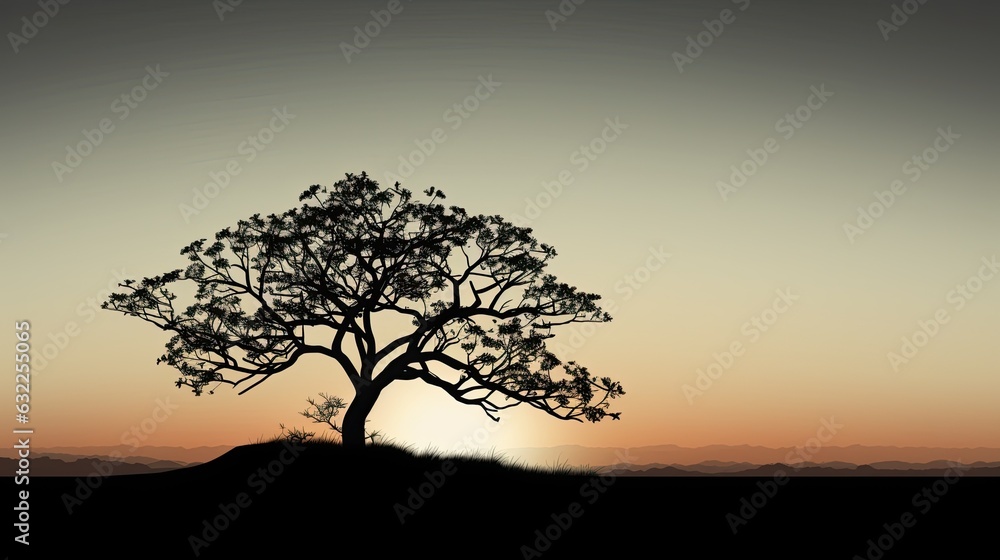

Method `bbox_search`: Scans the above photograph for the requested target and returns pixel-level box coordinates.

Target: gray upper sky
[1,0,997,451]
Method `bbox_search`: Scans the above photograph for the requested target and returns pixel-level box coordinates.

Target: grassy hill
[9,438,998,557]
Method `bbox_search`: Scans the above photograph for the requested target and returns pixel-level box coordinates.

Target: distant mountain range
[600,459,1000,474]
[6,443,1000,476]
[1,444,231,463]
[0,444,229,476]
[602,461,1000,477]
[500,444,1000,471]
[0,455,197,477]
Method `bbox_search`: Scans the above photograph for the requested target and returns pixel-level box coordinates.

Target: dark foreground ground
[6,441,997,558]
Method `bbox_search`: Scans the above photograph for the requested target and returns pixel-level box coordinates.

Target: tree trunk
[341,385,378,449]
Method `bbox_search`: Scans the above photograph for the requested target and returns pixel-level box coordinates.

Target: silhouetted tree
[104,172,624,448]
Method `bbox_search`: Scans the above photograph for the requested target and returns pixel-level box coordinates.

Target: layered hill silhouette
[13,442,1000,475]
[606,462,1000,477]
[0,455,195,476]
[505,443,1000,468]
[0,444,231,464]
[9,440,998,557]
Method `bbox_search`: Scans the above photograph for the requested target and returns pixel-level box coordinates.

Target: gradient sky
[2,0,998,457]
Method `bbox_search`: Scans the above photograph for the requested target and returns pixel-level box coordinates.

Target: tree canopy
[104,172,624,447]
